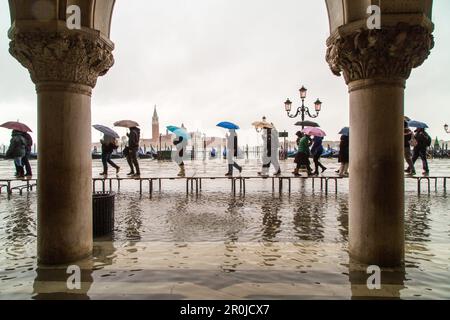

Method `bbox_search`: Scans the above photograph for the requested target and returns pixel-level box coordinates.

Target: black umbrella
[295,120,320,128]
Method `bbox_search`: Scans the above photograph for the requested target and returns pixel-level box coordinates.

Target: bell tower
[152,105,159,141]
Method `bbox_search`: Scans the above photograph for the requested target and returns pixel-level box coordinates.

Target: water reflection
[260,196,282,242]
[222,197,245,272]
[291,194,325,242]
[124,198,143,241]
[348,260,406,300]
[405,196,432,243]
[32,261,93,300]
[4,194,36,245]
[336,196,349,243]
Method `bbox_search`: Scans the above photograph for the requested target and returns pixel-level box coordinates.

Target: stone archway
[6,0,435,267]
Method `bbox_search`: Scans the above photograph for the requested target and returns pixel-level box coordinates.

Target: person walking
[6,130,27,178]
[293,131,313,176]
[311,135,327,175]
[338,134,349,177]
[411,127,431,176]
[99,134,120,176]
[404,121,415,175]
[126,126,141,177]
[173,135,186,177]
[258,126,281,177]
[19,131,33,177]
[225,129,243,176]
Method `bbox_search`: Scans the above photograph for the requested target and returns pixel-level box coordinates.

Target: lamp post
[284,86,322,129]
[445,124,449,133]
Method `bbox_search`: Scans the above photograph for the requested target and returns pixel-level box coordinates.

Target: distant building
[145,106,175,150]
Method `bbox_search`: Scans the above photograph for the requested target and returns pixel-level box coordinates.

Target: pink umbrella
[302,126,326,137]
[0,121,32,133]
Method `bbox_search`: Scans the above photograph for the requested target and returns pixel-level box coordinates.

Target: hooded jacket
[128,127,141,149]
[6,130,26,159]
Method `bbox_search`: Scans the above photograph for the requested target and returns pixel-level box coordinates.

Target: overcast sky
[1,0,449,146]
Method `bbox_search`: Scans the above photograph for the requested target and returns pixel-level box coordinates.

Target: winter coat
[21,132,33,153]
[414,131,430,151]
[311,136,324,157]
[174,136,184,157]
[6,131,26,159]
[127,127,140,150]
[338,135,349,163]
[226,131,238,158]
[101,135,117,154]
[404,128,413,148]
[298,136,311,155]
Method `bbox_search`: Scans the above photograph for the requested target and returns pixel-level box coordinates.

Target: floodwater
[0,157,449,299]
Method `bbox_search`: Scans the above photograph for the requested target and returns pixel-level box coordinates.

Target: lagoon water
[0,157,449,299]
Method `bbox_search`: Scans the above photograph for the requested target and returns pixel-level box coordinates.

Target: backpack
[23,133,33,148]
[424,132,432,147]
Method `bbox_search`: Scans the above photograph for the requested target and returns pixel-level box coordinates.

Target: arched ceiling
[8,0,115,39]
[325,0,433,34]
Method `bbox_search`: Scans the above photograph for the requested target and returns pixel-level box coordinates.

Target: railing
[1,175,448,197]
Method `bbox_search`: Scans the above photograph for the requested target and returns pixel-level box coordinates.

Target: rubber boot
[178,165,185,177]
[225,164,233,177]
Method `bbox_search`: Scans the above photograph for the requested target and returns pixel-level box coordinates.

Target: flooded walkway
[0,159,449,299]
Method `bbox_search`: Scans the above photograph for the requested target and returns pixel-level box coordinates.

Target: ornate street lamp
[284,86,322,129]
[445,124,449,133]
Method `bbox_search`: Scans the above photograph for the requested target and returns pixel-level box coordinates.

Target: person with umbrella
[114,120,141,177]
[302,127,327,175]
[1,121,33,178]
[256,122,281,177]
[293,131,313,176]
[404,120,415,175]
[126,126,141,177]
[94,125,121,176]
[338,130,349,177]
[217,122,243,176]
[410,121,431,175]
[167,126,189,177]
[5,130,27,178]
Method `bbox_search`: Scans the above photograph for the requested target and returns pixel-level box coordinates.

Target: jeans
[22,151,32,176]
[126,148,140,174]
[14,157,22,167]
[14,157,24,176]
[313,154,326,173]
[227,162,242,174]
[412,148,429,172]
[102,151,119,174]
[404,147,414,172]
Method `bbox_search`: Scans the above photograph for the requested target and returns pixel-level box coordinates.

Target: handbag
[122,146,129,157]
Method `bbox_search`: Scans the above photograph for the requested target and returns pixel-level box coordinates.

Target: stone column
[9,31,114,264]
[326,23,434,266]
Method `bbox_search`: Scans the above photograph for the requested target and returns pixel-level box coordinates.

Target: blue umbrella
[339,127,350,136]
[408,120,429,129]
[166,125,190,140]
[93,124,119,138]
[216,121,240,130]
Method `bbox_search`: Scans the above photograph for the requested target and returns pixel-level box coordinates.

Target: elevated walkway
[0,174,448,196]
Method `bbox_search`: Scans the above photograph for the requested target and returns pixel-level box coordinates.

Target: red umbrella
[0,121,32,133]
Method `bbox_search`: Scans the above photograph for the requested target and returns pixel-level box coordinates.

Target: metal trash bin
[92,192,115,237]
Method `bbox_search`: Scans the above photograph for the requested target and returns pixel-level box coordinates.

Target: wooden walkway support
[0,176,449,197]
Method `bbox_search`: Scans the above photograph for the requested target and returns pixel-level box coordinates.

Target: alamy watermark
[66,265,81,290]
[66,5,81,30]
[366,265,381,290]
[367,5,381,30]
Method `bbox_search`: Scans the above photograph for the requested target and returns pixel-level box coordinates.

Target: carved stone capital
[326,23,434,84]
[9,31,114,88]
